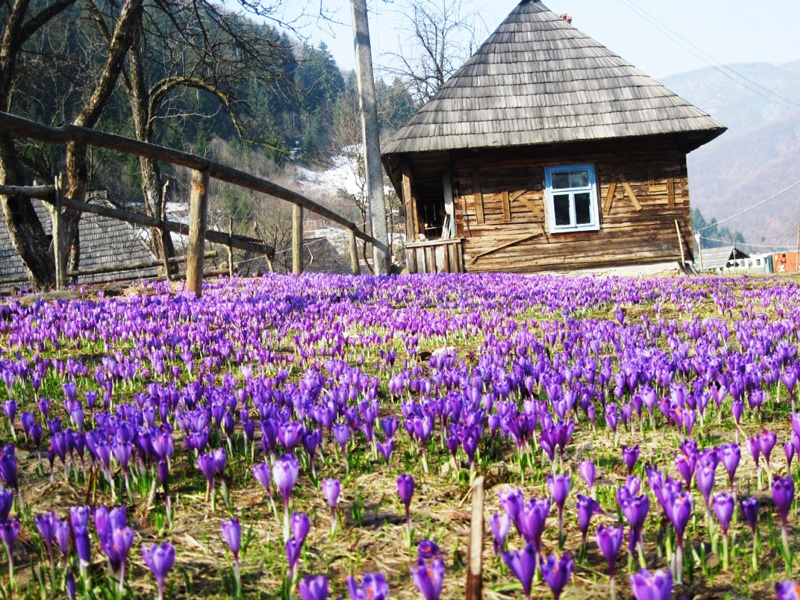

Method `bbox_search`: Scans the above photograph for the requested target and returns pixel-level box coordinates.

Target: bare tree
[382,0,483,103]
[0,0,302,289]
[0,0,141,288]
[118,0,293,268]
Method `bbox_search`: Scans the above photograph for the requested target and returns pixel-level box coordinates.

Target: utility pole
[796,224,799,273]
[695,231,704,272]
[350,0,390,274]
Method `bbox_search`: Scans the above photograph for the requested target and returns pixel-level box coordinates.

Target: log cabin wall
[449,137,693,273]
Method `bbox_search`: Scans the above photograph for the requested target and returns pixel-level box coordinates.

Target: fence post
[160,182,172,281]
[465,475,485,600]
[52,175,65,290]
[292,204,303,275]
[228,216,234,277]
[186,169,209,297]
[253,222,274,274]
[348,228,361,275]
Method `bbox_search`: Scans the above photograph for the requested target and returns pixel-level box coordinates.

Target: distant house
[696,245,774,274]
[0,198,159,293]
[696,245,748,272]
[382,0,725,273]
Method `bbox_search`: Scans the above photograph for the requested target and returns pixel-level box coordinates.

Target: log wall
[449,140,693,272]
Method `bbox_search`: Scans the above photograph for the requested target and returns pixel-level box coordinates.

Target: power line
[616,0,800,112]
[698,236,792,251]
[696,178,800,231]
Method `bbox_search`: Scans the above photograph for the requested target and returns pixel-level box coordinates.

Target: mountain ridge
[661,60,800,248]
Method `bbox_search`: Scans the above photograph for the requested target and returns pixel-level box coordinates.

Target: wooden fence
[0,111,376,296]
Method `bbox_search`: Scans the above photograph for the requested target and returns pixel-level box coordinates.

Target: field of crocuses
[1,272,800,600]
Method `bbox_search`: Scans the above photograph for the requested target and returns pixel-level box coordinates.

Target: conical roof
[383,0,725,155]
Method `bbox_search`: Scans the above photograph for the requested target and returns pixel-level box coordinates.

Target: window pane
[553,194,571,226]
[552,172,571,190]
[575,193,592,225]
[570,170,589,188]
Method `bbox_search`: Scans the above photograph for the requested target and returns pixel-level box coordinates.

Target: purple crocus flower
[273,454,300,541]
[576,494,603,546]
[622,445,640,475]
[776,580,800,600]
[418,539,442,560]
[741,496,759,533]
[221,517,243,594]
[221,518,242,560]
[346,572,389,600]
[299,575,328,600]
[621,495,649,557]
[499,487,524,534]
[667,491,692,584]
[291,512,310,546]
[596,524,624,578]
[142,542,176,600]
[66,572,76,600]
[35,512,58,566]
[578,459,596,495]
[273,454,299,505]
[739,496,760,572]
[712,492,735,570]
[285,536,303,572]
[333,423,351,469]
[630,568,672,600]
[0,518,20,583]
[519,498,550,553]
[502,543,537,600]
[696,459,716,512]
[0,490,10,521]
[251,462,272,499]
[759,429,777,467]
[54,517,70,564]
[100,526,134,592]
[323,478,340,510]
[712,493,734,534]
[410,555,445,600]
[540,552,573,600]
[773,475,795,528]
[719,442,740,492]
[548,472,570,546]
[70,506,92,572]
[674,453,695,490]
[197,450,219,505]
[323,478,340,536]
[489,512,510,555]
[397,474,415,532]
[0,445,19,490]
[376,438,394,463]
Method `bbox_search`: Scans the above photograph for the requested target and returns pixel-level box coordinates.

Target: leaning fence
[0,111,378,296]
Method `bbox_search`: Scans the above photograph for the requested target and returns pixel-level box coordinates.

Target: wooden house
[382,0,725,273]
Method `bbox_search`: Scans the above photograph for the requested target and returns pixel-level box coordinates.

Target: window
[544,164,600,233]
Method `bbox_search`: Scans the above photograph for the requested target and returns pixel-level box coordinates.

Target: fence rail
[0,111,374,296]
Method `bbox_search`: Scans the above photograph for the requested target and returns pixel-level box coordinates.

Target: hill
[662,61,800,248]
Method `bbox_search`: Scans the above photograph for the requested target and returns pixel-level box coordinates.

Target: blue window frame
[544,164,600,233]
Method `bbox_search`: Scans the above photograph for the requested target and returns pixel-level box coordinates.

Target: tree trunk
[350,0,390,274]
[0,136,56,287]
[0,0,60,289]
[62,0,144,273]
[126,29,175,266]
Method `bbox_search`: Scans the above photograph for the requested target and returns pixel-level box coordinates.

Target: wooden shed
[382,0,725,273]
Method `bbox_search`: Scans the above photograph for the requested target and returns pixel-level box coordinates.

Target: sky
[276,0,800,81]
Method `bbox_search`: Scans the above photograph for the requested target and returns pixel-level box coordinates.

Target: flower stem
[722,532,729,571]
[782,524,792,576]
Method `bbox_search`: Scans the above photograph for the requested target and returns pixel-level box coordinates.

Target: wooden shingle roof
[0,199,158,292]
[383,0,725,155]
